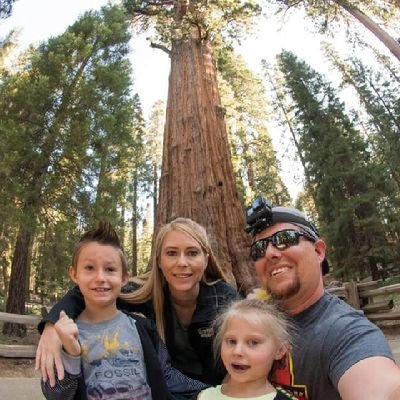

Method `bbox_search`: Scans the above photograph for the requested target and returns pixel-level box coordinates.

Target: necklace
[276,387,298,400]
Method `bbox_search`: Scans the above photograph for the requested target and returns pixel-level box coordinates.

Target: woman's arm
[38,286,85,333]
[158,339,208,398]
[36,287,84,386]
[40,351,81,400]
[41,372,80,400]
[36,323,64,386]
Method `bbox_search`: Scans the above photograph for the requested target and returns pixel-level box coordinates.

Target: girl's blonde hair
[213,299,292,358]
[120,217,233,340]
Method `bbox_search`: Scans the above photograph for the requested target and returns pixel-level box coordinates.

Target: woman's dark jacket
[39,280,239,385]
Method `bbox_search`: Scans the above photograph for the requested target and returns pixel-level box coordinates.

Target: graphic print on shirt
[80,328,152,400]
[270,352,308,400]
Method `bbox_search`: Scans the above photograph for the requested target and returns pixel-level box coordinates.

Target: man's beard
[266,273,301,301]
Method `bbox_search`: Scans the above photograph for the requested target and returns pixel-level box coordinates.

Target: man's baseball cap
[245,196,329,275]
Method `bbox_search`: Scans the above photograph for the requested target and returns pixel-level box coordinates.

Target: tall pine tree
[0,4,138,334]
[276,50,397,280]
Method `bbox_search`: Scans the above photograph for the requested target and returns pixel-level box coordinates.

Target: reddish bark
[156,30,256,293]
[3,229,31,336]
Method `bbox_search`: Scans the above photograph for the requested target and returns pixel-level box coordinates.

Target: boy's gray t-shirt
[76,311,152,400]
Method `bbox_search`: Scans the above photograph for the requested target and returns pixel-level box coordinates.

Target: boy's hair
[213,299,292,358]
[71,221,128,274]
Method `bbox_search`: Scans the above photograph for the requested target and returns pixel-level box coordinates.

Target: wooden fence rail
[327,281,400,325]
[1,281,399,357]
[0,311,40,358]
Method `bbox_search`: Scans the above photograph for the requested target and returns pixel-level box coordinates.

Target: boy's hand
[55,311,81,357]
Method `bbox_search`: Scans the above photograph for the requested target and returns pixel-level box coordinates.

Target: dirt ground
[0,323,40,378]
[0,358,38,377]
[0,326,399,378]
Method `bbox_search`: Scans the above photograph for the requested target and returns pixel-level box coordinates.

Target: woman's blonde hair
[213,299,292,358]
[120,217,233,340]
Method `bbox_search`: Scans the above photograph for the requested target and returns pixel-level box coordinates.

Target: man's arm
[338,356,400,400]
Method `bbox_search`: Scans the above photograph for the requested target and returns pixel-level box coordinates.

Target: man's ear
[314,239,326,264]
[69,266,78,284]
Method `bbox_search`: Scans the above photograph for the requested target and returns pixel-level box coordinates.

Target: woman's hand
[35,321,64,387]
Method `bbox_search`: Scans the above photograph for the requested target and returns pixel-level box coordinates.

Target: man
[245,196,400,400]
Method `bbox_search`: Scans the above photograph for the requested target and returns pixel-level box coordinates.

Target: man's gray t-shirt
[76,311,152,400]
[270,292,394,400]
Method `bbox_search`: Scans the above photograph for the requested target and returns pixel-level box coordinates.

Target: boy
[41,221,205,400]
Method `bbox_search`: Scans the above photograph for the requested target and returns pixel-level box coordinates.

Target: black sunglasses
[250,229,316,261]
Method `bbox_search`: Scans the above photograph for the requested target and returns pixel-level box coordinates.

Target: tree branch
[150,42,171,55]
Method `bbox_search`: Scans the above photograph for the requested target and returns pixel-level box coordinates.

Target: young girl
[198,299,295,400]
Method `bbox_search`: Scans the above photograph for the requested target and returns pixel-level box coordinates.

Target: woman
[36,217,239,386]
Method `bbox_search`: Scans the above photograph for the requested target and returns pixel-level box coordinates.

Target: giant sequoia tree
[123,0,262,290]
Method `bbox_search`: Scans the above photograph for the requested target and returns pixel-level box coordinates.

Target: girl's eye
[165,250,177,256]
[248,340,259,347]
[224,338,236,346]
[187,250,200,257]
[106,267,116,272]
[84,265,94,270]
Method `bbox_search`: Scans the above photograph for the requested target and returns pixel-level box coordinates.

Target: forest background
[0,0,400,336]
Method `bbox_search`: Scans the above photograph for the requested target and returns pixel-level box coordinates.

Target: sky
[0,0,393,200]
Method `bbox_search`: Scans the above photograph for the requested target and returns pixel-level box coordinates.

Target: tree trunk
[335,0,400,62]
[241,137,256,192]
[152,162,158,226]
[0,227,10,294]
[3,229,31,336]
[131,172,138,277]
[156,29,256,293]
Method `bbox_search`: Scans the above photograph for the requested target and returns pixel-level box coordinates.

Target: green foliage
[322,43,400,256]
[271,0,399,33]
[136,213,153,274]
[0,4,148,300]
[275,50,399,280]
[217,46,290,205]
[0,0,16,19]
[141,100,165,219]
[325,45,400,192]
[123,0,261,48]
